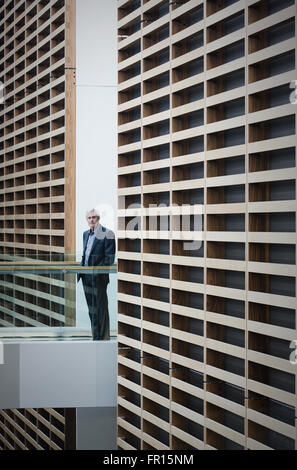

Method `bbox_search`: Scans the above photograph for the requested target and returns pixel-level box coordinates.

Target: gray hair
[85,208,100,220]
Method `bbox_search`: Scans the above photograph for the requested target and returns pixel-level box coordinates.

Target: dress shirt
[84,230,96,266]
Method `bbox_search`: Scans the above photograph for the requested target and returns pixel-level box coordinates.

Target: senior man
[78,209,115,340]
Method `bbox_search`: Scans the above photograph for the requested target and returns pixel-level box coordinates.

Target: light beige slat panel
[142,182,171,193]
[249,103,294,125]
[142,86,171,104]
[171,304,204,321]
[118,376,141,395]
[118,272,142,283]
[205,392,245,418]
[247,438,272,451]
[205,444,217,450]
[206,312,246,331]
[247,262,296,277]
[206,258,246,271]
[142,343,170,361]
[118,30,141,51]
[171,46,204,71]
[118,119,142,134]
[142,298,170,312]
[49,440,63,451]
[45,409,65,424]
[171,204,204,215]
[248,232,296,244]
[0,306,47,327]
[118,142,142,154]
[205,365,246,388]
[142,320,170,337]
[0,421,27,450]
[172,99,205,118]
[171,353,204,374]
[117,417,142,439]
[248,135,296,154]
[142,62,170,83]
[118,97,142,113]
[171,279,204,294]
[206,173,246,187]
[118,0,135,10]
[142,38,170,60]
[247,4,295,35]
[248,201,296,213]
[171,377,204,401]
[171,75,204,94]
[247,291,296,310]
[205,58,245,82]
[171,329,204,347]
[142,158,171,172]
[118,334,142,351]
[117,251,142,261]
[206,339,246,360]
[171,255,204,268]
[118,293,142,306]
[247,409,296,440]
[142,366,170,385]
[171,426,204,450]
[247,321,296,342]
[0,294,65,322]
[117,438,136,450]
[247,70,296,95]
[142,253,171,264]
[141,205,172,216]
[142,276,170,289]
[247,350,297,375]
[118,75,141,92]
[142,411,170,433]
[0,433,15,450]
[118,313,141,329]
[142,432,170,450]
[25,409,51,431]
[206,285,246,301]
[142,110,171,127]
[206,232,246,243]
[172,125,205,142]
[206,203,246,214]
[248,168,297,185]
[118,7,141,29]
[206,29,245,55]
[118,355,142,373]
[170,0,203,20]
[0,281,66,306]
[206,86,245,107]
[248,38,296,66]
[0,414,43,450]
[118,207,142,217]
[118,52,142,72]
[142,4,169,27]
[205,418,246,447]
[205,0,245,27]
[171,402,204,427]
[142,388,170,409]
[118,397,142,417]
[247,380,296,407]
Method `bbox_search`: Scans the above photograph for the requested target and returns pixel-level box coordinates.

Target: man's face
[87,211,99,231]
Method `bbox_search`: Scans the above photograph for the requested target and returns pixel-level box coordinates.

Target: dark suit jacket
[78,225,115,285]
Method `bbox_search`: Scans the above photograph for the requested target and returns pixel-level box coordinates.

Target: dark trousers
[82,274,110,340]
